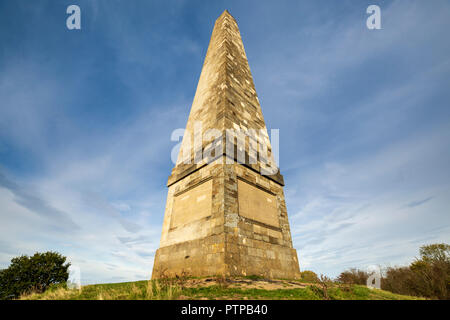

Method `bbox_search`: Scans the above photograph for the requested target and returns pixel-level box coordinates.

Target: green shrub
[309,285,325,298]
[300,270,319,283]
[0,251,70,300]
[337,268,369,285]
[381,243,449,300]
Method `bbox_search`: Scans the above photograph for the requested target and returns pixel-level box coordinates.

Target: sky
[0,0,449,284]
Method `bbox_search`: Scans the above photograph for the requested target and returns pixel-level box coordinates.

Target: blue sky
[0,0,449,284]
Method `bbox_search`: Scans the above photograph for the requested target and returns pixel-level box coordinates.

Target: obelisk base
[152,233,300,279]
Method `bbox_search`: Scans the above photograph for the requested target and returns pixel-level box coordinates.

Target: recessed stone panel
[171,179,212,229]
[238,179,279,228]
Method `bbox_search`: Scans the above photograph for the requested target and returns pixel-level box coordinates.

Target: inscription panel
[171,179,212,229]
[238,179,279,227]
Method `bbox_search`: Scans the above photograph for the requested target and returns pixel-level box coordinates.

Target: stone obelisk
[152,10,300,279]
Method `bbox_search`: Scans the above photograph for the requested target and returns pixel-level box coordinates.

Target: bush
[381,266,415,296]
[300,270,319,283]
[381,243,450,300]
[0,251,70,300]
[337,268,369,285]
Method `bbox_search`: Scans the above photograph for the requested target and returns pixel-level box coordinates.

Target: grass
[181,285,422,300]
[20,277,424,300]
[21,280,181,300]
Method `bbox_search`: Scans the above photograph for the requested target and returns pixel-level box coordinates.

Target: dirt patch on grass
[183,277,309,290]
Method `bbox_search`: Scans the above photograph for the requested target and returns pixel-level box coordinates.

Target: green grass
[182,285,422,300]
[20,278,423,300]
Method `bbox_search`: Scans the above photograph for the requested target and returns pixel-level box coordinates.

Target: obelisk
[152,10,300,279]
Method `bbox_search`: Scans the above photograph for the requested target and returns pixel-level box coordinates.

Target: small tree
[410,243,450,299]
[300,270,319,283]
[419,243,449,263]
[337,268,369,285]
[318,274,332,300]
[0,251,70,299]
[381,243,450,299]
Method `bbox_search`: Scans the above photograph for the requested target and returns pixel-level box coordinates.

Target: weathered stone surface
[152,11,300,280]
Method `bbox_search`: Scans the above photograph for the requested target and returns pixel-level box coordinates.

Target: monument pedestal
[152,158,300,279]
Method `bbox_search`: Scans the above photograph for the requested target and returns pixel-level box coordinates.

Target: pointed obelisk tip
[218,9,234,20]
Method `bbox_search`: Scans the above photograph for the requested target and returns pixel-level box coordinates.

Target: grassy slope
[21,278,422,300]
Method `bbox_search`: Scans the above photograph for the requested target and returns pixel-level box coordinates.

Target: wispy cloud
[0,172,79,231]
[406,197,433,208]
